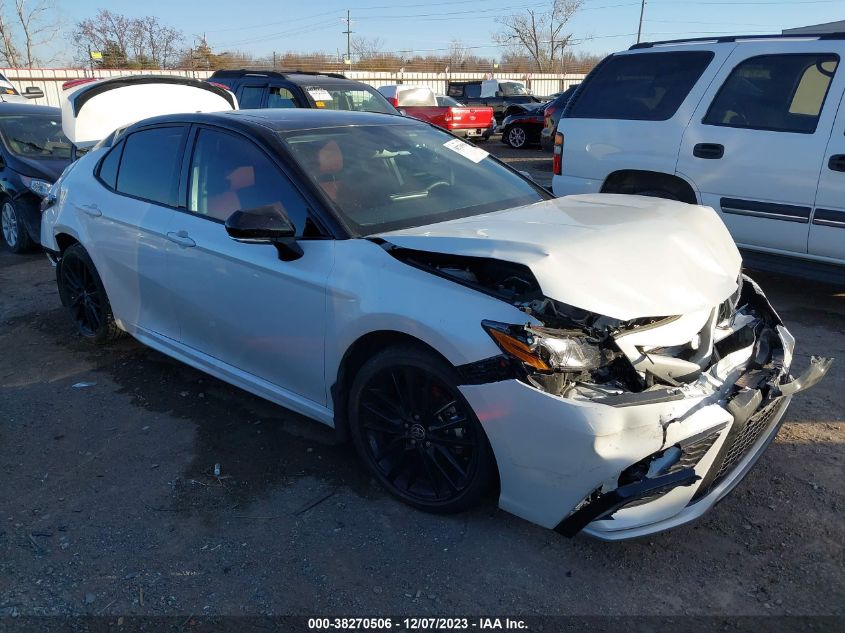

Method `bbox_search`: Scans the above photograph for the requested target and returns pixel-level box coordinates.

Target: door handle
[693,143,724,159]
[75,203,102,217]
[166,230,196,248]
[828,154,845,172]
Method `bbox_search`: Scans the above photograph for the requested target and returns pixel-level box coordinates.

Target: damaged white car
[41,77,831,539]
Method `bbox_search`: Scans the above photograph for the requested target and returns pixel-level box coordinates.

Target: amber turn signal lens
[488,328,550,371]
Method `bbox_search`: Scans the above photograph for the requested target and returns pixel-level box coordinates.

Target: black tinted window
[116,127,183,205]
[97,143,121,189]
[704,54,838,134]
[464,84,481,99]
[187,128,312,235]
[568,51,714,120]
[239,85,265,108]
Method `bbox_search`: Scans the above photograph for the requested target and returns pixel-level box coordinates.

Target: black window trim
[95,123,188,209]
[94,139,125,192]
[178,122,332,239]
[702,52,840,135]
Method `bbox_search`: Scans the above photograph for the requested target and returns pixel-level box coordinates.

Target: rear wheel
[505,125,528,149]
[348,345,496,514]
[57,244,123,344]
[1,199,33,253]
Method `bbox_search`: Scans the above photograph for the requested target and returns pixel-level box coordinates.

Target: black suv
[208,70,398,114]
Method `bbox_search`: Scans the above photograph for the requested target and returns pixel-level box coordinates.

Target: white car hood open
[375,194,742,321]
[62,76,237,146]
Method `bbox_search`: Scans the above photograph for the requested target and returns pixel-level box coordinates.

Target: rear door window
[238,85,266,109]
[115,126,184,206]
[703,53,839,133]
[568,51,714,120]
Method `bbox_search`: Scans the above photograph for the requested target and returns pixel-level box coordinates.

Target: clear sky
[49,0,845,64]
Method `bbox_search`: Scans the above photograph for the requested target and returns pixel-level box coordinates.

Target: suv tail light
[553,132,564,175]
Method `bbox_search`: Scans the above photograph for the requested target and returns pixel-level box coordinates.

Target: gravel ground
[0,144,843,619]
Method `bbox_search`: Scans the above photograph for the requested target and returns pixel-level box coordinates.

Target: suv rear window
[568,51,714,121]
[703,53,839,134]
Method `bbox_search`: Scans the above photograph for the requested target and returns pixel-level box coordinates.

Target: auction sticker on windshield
[306,87,333,102]
[443,138,488,163]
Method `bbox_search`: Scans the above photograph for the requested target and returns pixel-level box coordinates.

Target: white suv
[551,33,845,280]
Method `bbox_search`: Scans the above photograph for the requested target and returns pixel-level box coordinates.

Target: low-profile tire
[634,189,680,201]
[348,345,496,514]
[1,199,33,254]
[505,125,528,149]
[57,243,123,344]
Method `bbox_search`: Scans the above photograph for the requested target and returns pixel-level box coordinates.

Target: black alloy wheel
[349,346,495,513]
[57,244,123,344]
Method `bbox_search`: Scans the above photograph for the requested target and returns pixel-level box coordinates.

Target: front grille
[692,397,787,501]
[715,398,784,482]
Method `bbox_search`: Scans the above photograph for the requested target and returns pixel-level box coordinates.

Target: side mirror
[225,204,303,261]
[23,86,43,99]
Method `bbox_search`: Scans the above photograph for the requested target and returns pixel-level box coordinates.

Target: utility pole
[636,0,646,44]
[342,10,352,71]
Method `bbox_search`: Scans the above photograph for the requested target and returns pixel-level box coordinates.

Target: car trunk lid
[61,75,237,147]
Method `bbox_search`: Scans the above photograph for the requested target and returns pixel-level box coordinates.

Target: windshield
[0,114,71,160]
[280,123,549,235]
[303,85,396,114]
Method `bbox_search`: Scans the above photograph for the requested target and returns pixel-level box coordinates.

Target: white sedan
[40,79,830,539]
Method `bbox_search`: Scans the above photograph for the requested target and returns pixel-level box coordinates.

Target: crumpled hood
[375,194,742,321]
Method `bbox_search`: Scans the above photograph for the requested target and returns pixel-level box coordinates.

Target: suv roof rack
[630,31,845,50]
[209,68,348,80]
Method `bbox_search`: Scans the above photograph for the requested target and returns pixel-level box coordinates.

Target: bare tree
[72,9,184,69]
[494,0,583,73]
[0,2,20,67]
[14,0,59,68]
[448,39,469,69]
[350,35,384,61]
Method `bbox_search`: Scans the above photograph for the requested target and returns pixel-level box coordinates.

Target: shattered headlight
[482,320,602,372]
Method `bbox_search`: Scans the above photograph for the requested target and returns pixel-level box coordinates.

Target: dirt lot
[1,144,843,619]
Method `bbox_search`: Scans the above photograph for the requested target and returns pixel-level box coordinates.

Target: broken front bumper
[458,280,831,539]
